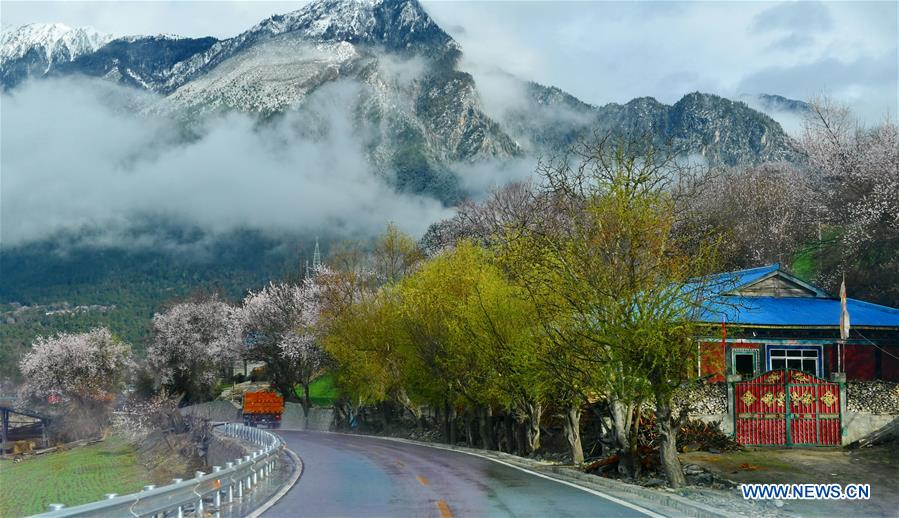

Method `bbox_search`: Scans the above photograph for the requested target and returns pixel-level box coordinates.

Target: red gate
[734,369,841,446]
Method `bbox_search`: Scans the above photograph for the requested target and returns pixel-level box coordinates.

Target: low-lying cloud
[1,77,455,250]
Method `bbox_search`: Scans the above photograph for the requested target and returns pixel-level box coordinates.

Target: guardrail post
[143,485,156,491]
[105,493,117,499]
[245,456,253,489]
[48,504,65,511]
[195,471,206,514]
[225,462,235,503]
[212,466,222,508]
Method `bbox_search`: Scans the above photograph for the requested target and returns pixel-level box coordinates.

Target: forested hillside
[0,233,305,381]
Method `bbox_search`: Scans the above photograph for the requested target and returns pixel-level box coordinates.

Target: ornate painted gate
[734,369,841,446]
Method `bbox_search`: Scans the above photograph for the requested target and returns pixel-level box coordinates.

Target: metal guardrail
[33,423,284,518]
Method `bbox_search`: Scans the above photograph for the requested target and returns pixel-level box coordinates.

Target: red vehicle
[242,391,284,428]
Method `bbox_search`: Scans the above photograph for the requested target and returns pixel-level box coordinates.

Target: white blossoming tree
[149,296,241,403]
[18,327,133,440]
[801,99,899,303]
[241,269,330,415]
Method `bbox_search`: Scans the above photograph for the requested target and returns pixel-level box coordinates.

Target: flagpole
[839,273,850,374]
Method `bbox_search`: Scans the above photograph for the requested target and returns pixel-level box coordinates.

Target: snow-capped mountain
[1,0,797,200]
[0,23,112,86]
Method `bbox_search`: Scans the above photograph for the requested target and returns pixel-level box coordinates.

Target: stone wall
[842,412,899,445]
[280,403,333,431]
[846,380,899,414]
[180,401,242,422]
[674,382,728,415]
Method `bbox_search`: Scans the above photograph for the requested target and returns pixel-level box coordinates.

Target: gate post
[830,372,847,445]
[726,374,741,437]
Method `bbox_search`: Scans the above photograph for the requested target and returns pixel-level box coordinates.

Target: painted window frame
[765,344,823,377]
[730,347,760,377]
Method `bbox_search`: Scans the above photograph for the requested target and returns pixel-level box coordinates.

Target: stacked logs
[846,380,899,414]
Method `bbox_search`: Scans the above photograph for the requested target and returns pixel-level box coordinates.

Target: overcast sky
[2,1,897,121]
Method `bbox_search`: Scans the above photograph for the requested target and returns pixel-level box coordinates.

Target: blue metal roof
[703,263,781,294]
[695,265,899,328]
[699,295,899,327]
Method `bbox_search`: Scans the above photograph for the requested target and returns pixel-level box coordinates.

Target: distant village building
[695,264,899,383]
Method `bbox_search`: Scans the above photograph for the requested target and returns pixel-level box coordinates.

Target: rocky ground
[678,442,899,517]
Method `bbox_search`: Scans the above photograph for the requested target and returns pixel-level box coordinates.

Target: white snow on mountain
[0,23,112,68]
[161,0,454,93]
[160,39,363,115]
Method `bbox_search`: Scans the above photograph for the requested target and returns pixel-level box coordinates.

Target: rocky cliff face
[504,83,798,166]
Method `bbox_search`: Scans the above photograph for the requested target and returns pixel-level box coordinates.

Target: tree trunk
[302,383,311,417]
[564,403,584,465]
[524,402,542,454]
[610,399,637,479]
[447,402,458,444]
[443,400,451,443]
[656,400,686,488]
[477,406,493,450]
[464,410,475,447]
[503,412,515,453]
[380,402,391,433]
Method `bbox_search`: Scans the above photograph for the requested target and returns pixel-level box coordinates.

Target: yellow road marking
[436,499,453,518]
[416,475,429,486]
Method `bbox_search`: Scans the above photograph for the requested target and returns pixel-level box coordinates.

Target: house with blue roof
[694,264,899,383]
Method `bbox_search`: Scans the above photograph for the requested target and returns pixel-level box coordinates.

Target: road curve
[263,431,653,518]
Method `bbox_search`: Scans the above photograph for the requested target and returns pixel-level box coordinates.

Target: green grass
[296,374,340,406]
[0,436,149,517]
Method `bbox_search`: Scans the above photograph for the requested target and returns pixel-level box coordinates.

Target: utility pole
[305,237,322,279]
[312,237,321,270]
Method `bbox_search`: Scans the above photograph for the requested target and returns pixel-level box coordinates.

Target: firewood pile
[583,416,739,477]
[846,381,899,414]
[676,419,741,452]
[635,415,739,452]
[673,382,727,415]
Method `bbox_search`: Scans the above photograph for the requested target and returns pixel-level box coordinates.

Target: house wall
[844,344,876,380]
[699,341,726,382]
[883,346,899,381]
[699,339,897,381]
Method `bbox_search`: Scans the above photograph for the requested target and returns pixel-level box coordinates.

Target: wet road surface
[263,431,653,518]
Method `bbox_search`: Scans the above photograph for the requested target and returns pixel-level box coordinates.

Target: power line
[852,329,899,362]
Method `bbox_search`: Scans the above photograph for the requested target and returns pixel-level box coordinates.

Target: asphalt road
[263,431,654,518]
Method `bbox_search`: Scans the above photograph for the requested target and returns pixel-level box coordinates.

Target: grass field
[0,436,149,517]
[296,373,340,406]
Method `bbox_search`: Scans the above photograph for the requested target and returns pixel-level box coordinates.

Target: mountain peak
[253,0,455,54]
[0,23,112,67]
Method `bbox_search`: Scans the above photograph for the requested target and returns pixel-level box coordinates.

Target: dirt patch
[680,444,899,516]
